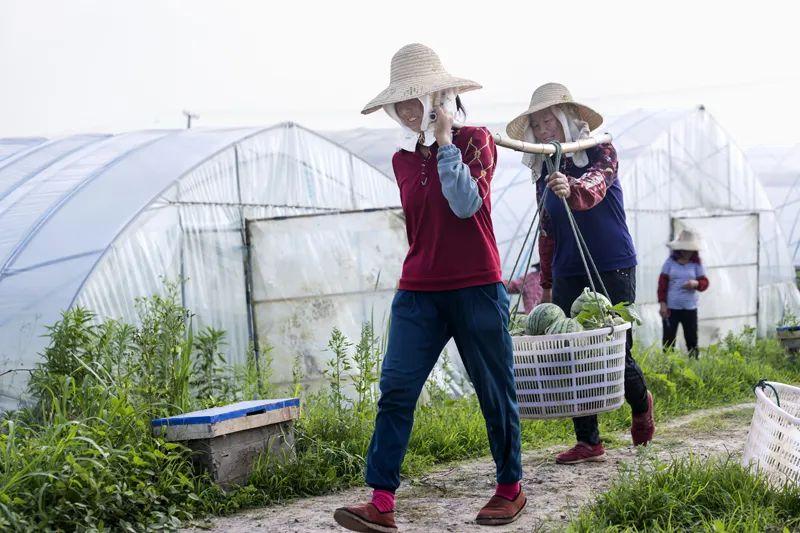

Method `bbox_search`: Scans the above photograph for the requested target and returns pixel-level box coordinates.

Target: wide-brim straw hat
[361,43,481,115]
[667,230,702,251]
[505,82,603,140]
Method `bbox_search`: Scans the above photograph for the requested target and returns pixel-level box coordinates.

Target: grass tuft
[569,456,800,532]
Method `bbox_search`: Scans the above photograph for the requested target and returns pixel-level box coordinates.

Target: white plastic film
[330,107,800,350]
[249,210,406,386]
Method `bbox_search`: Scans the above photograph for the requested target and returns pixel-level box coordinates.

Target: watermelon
[525,303,565,335]
[545,317,584,335]
[570,288,612,318]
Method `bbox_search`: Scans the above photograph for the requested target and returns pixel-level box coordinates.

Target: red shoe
[475,488,527,526]
[555,442,606,464]
[333,502,397,533]
[631,391,655,446]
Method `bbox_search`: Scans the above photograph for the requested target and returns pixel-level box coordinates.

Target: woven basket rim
[512,321,631,342]
[755,381,800,425]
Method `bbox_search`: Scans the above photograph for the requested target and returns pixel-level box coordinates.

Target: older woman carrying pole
[333,44,525,533]
[504,83,655,464]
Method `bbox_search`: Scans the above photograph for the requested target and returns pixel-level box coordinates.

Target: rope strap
[754,379,781,407]
[509,141,613,322]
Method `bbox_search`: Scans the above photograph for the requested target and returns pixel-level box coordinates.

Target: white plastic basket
[742,381,800,486]
[512,322,629,419]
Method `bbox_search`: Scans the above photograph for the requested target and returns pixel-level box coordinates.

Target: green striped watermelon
[570,288,612,318]
[545,317,584,335]
[525,303,565,335]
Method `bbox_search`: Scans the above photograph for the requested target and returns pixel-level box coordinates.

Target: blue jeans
[365,282,523,491]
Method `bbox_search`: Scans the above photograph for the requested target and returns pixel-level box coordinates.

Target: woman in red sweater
[333,44,525,533]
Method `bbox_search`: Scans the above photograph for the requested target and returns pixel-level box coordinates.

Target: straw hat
[361,43,482,115]
[505,83,603,140]
[667,230,702,252]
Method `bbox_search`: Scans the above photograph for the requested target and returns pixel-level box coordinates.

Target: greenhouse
[331,106,800,348]
[0,123,404,409]
[2,107,799,409]
[746,144,800,267]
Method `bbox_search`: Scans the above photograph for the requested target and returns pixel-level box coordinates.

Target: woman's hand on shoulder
[546,171,571,198]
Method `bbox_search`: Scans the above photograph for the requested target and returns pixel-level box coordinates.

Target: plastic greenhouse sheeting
[329,107,800,349]
[746,145,800,267]
[0,137,47,164]
[0,123,401,409]
[3,109,798,409]
[249,209,406,385]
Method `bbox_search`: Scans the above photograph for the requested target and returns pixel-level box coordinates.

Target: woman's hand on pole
[546,171,571,198]
[659,302,670,319]
[432,92,453,147]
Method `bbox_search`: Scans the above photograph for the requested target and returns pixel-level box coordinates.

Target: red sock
[495,481,521,501]
[371,489,395,513]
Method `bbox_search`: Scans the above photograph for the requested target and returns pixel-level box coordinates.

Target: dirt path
[185,403,754,533]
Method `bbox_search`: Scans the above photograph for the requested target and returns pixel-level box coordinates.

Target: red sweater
[391,126,502,291]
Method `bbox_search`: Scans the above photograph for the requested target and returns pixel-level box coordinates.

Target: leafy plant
[575,298,642,329]
[192,327,231,406]
[323,327,353,417]
[352,321,381,413]
[779,304,800,327]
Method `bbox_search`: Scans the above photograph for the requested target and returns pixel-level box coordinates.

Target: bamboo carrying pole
[492,132,613,155]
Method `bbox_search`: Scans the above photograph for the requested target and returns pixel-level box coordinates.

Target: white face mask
[383,90,460,152]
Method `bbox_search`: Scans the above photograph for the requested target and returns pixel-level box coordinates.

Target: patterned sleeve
[536,179,555,289]
[461,127,496,198]
[567,143,619,211]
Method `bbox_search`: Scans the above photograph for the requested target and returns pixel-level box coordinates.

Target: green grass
[677,407,754,434]
[568,456,800,532]
[0,288,799,530]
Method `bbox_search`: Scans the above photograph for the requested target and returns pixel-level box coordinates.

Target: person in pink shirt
[506,262,543,313]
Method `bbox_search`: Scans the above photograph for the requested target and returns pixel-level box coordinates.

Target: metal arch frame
[65,121,398,312]
[0,122,397,295]
[0,137,56,172]
[0,131,175,279]
[0,135,110,204]
[0,137,47,164]
[169,123,399,211]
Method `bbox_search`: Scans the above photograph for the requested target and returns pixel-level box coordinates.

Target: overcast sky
[1,0,798,148]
